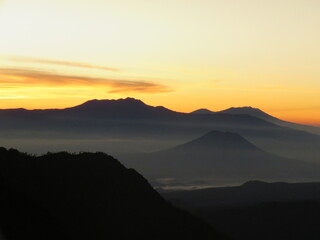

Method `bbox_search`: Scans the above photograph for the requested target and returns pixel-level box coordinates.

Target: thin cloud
[0,68,171,93]
[8,56,118,72]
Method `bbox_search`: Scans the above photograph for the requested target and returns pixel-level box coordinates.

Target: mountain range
[0,98,320,164]
[191,106,320,135]
[1,98,320,239]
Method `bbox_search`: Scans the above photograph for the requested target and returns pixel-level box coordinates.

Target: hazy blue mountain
[0,147,224,240]
[162,181,320,240]
[191,106,274,120]
[191,106,274,119]
[0,98,319,163]
[218,106,320,135]
[192,106,320,135]
[121,131,320,186]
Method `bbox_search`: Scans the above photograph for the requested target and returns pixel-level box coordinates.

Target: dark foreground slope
[0,176,68,240]
[122,131,320,186]
[163,181,320,240]
[0,148,224,240]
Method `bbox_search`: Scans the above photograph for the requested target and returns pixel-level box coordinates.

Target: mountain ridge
[121,130,320,186]
[1,98,318,132]
[191,106,320,134]
[0,98,319,163]
[0,147,224,240]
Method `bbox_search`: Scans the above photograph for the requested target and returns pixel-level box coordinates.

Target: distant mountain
[192,106,320,135]
[0,147,224,240]
[190,106,272,119]
[65,97,183,119]
[122,130,320,186]
[163,181,320,240]
[218,106,275,120]
[171,130,259,151]
[218,107,320,135]
[190,106,273,120]
[0,98,320,163]
[0,97,183,122]
[191,108,215,114]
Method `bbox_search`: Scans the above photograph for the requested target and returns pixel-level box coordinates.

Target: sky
[0,0,319,125]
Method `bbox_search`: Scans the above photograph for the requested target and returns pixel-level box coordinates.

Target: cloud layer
[0,68,171,93]
[8,56,118,72]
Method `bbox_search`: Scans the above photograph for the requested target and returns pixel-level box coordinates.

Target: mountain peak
[78,97,145,108]
[67,98,181,119]
[174,130,259,151]
[225,106,264,113]
[190,106,276,121]
[190,108,214,114]
[69,98,152,113]
[218,106,275,120]
[241,180,270,187]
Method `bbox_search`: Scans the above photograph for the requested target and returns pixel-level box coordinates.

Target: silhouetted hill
[0,148,225,240]
[162,181,320,240]
[122,131,320,186]
[191,109,215,114]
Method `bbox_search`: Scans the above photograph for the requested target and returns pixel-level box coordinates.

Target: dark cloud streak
[0,68,171,94]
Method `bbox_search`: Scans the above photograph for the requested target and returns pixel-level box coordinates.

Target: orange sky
[0,0,319,126]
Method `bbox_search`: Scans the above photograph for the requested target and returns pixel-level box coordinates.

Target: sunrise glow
[0,0,319,125]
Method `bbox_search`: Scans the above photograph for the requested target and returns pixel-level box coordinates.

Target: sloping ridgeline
[0,148,225,240]
[163,181,320,240]
[122,131,320,186]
